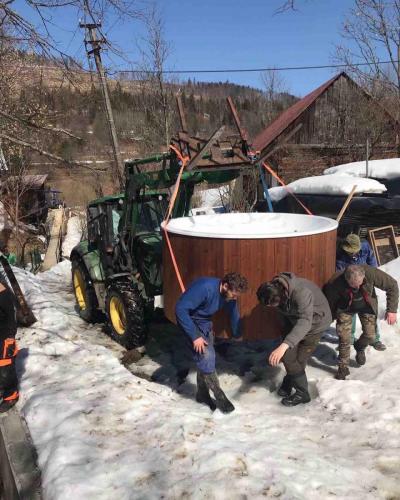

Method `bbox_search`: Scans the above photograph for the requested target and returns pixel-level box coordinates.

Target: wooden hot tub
[162,212,337,340]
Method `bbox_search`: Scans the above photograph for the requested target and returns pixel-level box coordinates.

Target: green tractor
[70,124,254,350]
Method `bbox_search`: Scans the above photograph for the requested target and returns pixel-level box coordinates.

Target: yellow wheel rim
[109,296,126,335]
[73,268,86,311]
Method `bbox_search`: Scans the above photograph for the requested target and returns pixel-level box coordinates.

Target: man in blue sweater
[336,233,385,351]
[175,272,248,413]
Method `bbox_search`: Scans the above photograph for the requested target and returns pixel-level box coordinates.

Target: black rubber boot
[0,397,18,413]
[277,374,293,397]
[281,372,311,407]
[335,365,350,380]
[354,340,366,365]
[203,372,235,413]
[196,371,216,411]
[371,341,386,351]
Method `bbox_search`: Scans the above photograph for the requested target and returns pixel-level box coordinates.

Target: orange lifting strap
[162,145,188,293]
[3,391,19,401]
[262,161,313,216]
[0,338,18,367]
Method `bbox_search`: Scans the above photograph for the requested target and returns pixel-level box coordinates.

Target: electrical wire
[106,59,394,76]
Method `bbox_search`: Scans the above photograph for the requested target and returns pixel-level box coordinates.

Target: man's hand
[385,312,397,325]
[193,337,208,354]
[268,343,290,366]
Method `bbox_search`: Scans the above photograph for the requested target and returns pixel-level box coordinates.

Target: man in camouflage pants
[324,265,398,380]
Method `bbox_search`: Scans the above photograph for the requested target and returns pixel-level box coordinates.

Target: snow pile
[268,174,386,202]
[61,216,83,258]
[190,187,228,216]
[13,259,400,499]
[324,158,400,179]
[200,187,228,207]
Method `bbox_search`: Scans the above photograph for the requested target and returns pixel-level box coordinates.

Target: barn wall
[272,144,399,183]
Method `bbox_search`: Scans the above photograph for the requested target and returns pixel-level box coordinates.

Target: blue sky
[15,0,356,96]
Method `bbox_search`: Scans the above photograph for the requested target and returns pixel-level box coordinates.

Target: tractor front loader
[70,101,256,350]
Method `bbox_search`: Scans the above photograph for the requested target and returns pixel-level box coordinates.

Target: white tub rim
[162,212,338,239]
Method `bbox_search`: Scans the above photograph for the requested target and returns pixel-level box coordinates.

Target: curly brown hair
[222,272,248,293]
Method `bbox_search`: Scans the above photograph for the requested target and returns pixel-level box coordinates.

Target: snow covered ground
[61,215,83,259]
[12,260,400,500]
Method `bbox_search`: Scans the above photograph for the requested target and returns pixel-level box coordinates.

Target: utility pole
[80,21,124,189]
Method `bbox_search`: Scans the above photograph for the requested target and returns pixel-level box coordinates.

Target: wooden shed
[253,72,399,184]
[0,174,49,226]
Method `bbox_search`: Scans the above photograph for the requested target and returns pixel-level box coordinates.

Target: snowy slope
[13,261,400,500]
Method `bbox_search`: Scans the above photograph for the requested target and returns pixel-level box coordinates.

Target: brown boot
[335,365,350,380]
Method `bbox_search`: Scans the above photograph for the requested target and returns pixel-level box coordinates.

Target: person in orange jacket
[0,278,19,412]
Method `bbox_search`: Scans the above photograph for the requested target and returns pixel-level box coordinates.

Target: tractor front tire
[71,259,100,323]
[105,280,147,349]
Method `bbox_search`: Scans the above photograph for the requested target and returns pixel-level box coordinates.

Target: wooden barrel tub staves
[162,213,338,341]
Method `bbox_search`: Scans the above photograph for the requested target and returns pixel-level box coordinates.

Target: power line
[109,59,394,76]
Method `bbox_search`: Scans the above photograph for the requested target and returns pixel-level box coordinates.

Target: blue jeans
[192,330,216,374]
[351,314,380,343]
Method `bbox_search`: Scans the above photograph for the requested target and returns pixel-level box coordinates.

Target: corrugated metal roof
[253,72,345,154]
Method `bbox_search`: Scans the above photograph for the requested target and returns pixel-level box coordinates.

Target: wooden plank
[336,185,357,222]
[368,225,399,266]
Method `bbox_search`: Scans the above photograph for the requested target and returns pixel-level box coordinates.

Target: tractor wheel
[105,280,147,349]
[71,259,100,323]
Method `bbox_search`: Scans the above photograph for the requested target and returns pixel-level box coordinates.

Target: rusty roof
[253,73,345,154]
[0,174,48,189]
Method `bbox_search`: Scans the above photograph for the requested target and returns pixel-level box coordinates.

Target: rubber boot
[371,341,386,351]
[203,372,235,413]
[335,365,350,380]
[196,371,216,411]
[354,340,366,366]
[281,371,311,406]
[0,391,19,413]
[277,374,293,397]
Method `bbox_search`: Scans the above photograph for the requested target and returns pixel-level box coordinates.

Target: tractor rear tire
[105,280,147,349]
[71,259,100,323]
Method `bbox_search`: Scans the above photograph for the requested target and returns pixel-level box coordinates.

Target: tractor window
[112,208,121,238]
[136,198,168,233]
[87,206,100,243]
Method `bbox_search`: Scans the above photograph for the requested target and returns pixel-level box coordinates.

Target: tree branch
[0,109,83,140]
[0,133,106,172]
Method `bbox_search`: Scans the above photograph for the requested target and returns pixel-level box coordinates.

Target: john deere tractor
[70,124,253,349]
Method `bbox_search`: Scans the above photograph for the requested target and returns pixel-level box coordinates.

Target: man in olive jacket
[257,272,332,407]
[324,264,398,380]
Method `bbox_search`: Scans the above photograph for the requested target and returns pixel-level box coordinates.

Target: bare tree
[275,0,310,13]
[136,3,174,149]
[260,69,289,123]
[335,1,400,117]
[0,0,141,166]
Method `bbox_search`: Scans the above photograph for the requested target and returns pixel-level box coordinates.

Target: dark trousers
[282,331,322,375]
[0,337,18,401]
